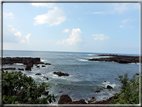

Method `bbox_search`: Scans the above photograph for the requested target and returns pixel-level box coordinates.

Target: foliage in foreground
[108,72,141,104]
[2,71,57,104]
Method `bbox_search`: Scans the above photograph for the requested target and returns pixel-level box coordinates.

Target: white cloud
[114,3,128,13]
[63,29,70,33]
[25,33,31,43]
[31,3,55,8]
[119,25,124,28]
[20,39,25,43]
[14,31,22,37]
[10,28,17,32]
[92,34,109,40]
[57,28,82,45]
[113,3,139,13]
[10,27,30,43]
[122,18,134,23]
[119,18,134,28]
[4,12,14,19]
[8,25,13,27]
[34,7,66,26]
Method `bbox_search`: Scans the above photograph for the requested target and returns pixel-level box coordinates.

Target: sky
[3,2,140,54]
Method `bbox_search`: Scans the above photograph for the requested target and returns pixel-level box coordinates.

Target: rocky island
[88,54,141,64]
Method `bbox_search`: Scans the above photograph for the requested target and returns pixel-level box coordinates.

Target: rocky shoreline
[2,57,121,104]
[88,54,141,64]
[2,57,51,71]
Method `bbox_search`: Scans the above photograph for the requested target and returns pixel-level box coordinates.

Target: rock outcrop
[88,54,140,64]
[2,67,16,70]
[106,85,113,89]
[2,57,49,71]
[18,68,24,71]
[58,94,86,104]
[58,94,72,104]
[35,73,41,75]
[53,71,69,77]
[45,63,51,65]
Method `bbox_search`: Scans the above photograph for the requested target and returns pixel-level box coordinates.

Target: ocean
[2,50,139,104]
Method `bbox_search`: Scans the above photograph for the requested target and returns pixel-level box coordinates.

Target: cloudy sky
[3,2,140,54]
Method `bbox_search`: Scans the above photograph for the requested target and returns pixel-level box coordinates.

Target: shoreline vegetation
[2,54,140,104]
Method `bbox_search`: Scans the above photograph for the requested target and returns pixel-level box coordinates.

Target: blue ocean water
[2,50,139,103]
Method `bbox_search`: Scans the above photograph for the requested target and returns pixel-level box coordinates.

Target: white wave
[76,59,88,62]
[102,81,110,84]
[102,81,118,89]
[88,54,97,56]
[14,63,24,65]
[131,63,141,65]
[41,59,46,62]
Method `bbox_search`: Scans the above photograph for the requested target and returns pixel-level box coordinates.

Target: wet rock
[45,63,51,65]
[107,85,113,89]
[58,94,72,104]
[35,73,41,75]
[25,65,31,71]
[2,67,16,70]
[88,54,141,64]
[68,99,87,104]
[18,68,24,71]
[43,76,49,80]
[42,65,46,67]
[36,66,40,68]
[53,71,69,77]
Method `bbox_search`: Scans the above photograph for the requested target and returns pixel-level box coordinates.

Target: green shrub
[109,72,140,104]
[2,71,57,104]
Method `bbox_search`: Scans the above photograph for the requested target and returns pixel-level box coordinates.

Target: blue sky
[3,2,140,54]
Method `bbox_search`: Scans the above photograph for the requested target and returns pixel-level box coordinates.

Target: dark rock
[107,85,113,89]
[58,94,72,104]
[18,68,24,71]
[2,67,16,70]
[92,97,95,99]
[53,71,69,77]
[25,65,31,71]
[36,66,40,68]
[42,65,46,67]
[35,73,41,75]
[36,62,44,64]
[68,99,87,104]
[45,63,51,65]
[43,76,49,80]
[2,57,45,71]
[88,54,141,64]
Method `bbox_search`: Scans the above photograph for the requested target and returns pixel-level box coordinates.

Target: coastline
[2,54,139,104]
[88,54,140,64]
